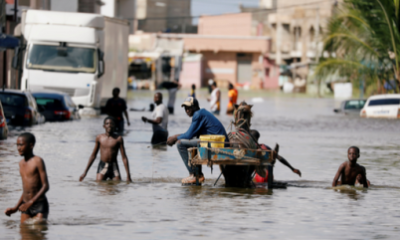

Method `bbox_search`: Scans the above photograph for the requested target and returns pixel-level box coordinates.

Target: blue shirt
[177,109,228,141]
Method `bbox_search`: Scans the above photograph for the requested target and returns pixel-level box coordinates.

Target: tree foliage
[315,0,400,93]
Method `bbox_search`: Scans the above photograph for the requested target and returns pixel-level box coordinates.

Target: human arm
[167,134,181,146]
[79,136,100,181]
[19,158,50,212]
[5,194,23,216]
[124,110,130,126]
[332,163,345,187]
[176,113,204,141]
[277,155,301,177]
[142,116,162,125]
[217,90,221,103]
[360,167,368,188]
[119,137,131,182]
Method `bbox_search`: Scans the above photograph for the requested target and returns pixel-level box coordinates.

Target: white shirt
[210,88,220,111]
[151,103,169,132]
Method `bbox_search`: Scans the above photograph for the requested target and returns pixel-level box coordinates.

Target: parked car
[32,91,82,121]
[334,99,366,115]
[360,94,400,119]
[0,89,44,126]
[0,100,9,139]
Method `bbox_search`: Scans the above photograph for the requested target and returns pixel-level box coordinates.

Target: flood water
[1,91,400,239]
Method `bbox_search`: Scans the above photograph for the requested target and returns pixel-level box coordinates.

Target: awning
[0,34,19,49]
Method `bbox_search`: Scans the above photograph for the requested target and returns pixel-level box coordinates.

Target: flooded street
[1,91,400,239]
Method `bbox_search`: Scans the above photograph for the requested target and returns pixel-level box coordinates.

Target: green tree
[315,0,400,93]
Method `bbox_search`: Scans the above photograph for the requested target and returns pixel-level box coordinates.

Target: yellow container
[200,135,226,148]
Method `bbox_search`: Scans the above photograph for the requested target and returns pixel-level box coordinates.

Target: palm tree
[315,0,400,93]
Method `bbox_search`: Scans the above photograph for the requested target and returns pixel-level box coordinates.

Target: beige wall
[198,13,252,36]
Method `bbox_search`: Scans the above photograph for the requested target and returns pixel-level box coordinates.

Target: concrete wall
[198,13,252,36]
[202,51,237,85]
[51,0,78,12]
[180,58,202,89]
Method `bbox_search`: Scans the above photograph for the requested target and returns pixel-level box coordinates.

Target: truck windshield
[27,45,96,73]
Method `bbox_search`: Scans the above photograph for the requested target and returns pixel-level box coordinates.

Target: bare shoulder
[357,164,366,172]
[33,156,45,165]
[96,133,106,141]
[339,161,348,168]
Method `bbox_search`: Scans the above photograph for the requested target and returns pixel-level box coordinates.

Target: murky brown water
[1,90,400,239]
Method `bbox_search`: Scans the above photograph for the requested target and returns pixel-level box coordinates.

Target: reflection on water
[0,94,399,239]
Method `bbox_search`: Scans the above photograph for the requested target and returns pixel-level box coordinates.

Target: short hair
[348,146,360,154]
[228,83,234,89]
[19,132,36,146]
[212,81,217,87]
[250,129,260,141]
[104,116,116,124]
[112,87,120,93]
[191,84,196,90]
[155,92,163,100]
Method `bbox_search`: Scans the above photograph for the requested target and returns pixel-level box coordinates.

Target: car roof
[32,92,66,100]
[367,94,400,100]
[0,89,29,95]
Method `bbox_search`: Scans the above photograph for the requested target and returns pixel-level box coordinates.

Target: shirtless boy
[4,133,50,223]
[332,146,368,188]
[80,117,132,182]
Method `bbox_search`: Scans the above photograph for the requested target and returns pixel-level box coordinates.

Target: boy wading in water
[80,117,132,182]
[5,133,50,223]
[332,146,368,188]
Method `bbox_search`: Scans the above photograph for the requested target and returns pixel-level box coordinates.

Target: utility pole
[315,7,322,97]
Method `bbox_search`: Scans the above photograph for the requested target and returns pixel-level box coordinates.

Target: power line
[127,0,334,20]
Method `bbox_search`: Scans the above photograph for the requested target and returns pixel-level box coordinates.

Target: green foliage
[315,0,400,93]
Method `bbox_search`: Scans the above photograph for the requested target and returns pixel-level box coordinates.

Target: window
[0,94,27,107]
[35,98,64,110]
[27,44,97,73]
[368,98,400,106]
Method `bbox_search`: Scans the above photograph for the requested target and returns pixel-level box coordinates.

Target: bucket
[200,135,226,148]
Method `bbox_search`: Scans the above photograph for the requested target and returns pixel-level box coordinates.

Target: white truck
[16,10,129,113]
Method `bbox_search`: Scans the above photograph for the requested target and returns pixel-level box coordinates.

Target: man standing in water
[167,97,228,184]
[5,133,50,223]
[226,83,238,115]
[207,81,221,115]
[80,117,132,182]
[167,81,181,114]
[105,88,130,133]
[142,92,169,144]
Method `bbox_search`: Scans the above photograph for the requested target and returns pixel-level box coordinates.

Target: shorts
[151,130,169,144]
[21,197,49,218]
[97,161,120,179]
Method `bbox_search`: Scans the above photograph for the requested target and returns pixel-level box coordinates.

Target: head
[112,87,120,98]
[103,116,116,133]
[250,129,260,142]
[211,81,217,90]
[208,79,214,86]
[348,146,360,163]
[154,92,162,105]
[233,101,253,131]
[17,132,36,156]
[181,97,200,117]
[228,83,234,90]
[191,84,196,90]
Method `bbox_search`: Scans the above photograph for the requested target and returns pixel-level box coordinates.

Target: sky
[191,0,259,20]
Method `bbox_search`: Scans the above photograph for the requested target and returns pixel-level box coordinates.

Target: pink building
[180,13,279,89]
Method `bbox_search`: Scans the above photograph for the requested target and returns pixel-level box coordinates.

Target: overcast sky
[191,0,259,19]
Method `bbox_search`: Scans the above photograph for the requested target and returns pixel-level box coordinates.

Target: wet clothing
[21,197,49,218]
[152,130,169,145]
[97,161,120,179]
[105,98,127,122]
[177,109,228,141]
[152,104,168,132]
[177,139,201,174]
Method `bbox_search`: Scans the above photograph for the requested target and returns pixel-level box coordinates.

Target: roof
[32,91,68,100]
[368,94,400,100]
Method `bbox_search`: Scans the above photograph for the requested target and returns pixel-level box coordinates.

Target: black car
[0,89,44,126]
[32,91,81,121]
